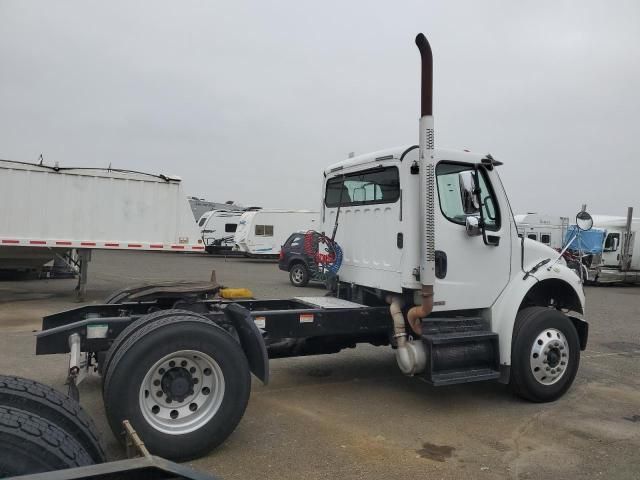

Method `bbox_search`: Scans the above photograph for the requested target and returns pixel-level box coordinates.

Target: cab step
[429,368,501,386]
[421,324,500,386]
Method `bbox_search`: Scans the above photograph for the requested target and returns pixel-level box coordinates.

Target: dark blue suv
[278,232,315,287]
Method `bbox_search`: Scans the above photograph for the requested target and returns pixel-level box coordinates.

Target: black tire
[0,406,93,476]
[0,376,106,463]
[510,307,581,402]
[103,315,251,461]
[101,309,203,384]
[289,262,310,287]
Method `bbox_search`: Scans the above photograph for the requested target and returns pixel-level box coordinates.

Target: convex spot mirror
[458,171,480,215]
[576,211,593,231]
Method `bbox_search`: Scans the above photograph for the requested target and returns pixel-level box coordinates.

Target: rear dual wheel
[103,314,251,461]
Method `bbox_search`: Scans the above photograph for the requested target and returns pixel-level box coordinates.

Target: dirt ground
[0,250,638,479]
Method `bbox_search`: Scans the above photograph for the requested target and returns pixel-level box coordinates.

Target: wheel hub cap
[161,368,193,402]
[530,327,569,386]
[139,350,225,435]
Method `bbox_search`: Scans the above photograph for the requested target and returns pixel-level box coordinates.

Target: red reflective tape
[80,242,96,246]
[56,241,72,246]
[1,240,19,244]
[104,243,120,247]
[150,244,164,249]
[128,243,142,248]
[171,245,185,250]
[29,240,47,245]
[192,246,205,250]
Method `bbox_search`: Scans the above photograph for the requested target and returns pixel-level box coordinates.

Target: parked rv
[201,209,247,253]
[234,210,318,257]
[514,214,569,249]
[196,210,214,228]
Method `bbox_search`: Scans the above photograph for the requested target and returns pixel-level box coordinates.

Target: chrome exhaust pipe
[407,33,436,334]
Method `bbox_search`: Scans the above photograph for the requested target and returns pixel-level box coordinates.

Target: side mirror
[576,210,593,231]
[465,216,482,237]
[458,171,480,215]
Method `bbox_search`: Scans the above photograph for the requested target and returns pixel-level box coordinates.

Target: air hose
[302,231,343,280]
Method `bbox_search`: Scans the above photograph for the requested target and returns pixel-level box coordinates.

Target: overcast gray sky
[1,1,638,217]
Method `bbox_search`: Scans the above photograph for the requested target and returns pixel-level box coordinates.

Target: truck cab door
[433,161,512,310]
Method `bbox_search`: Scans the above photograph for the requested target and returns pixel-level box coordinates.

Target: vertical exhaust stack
[387,34,435,376]
[407,33,436,334]
[621,207,634,272]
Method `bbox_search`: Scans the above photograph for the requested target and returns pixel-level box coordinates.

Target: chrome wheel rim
[139,350,225,435]
[292,267,304,284]
[530,328,569,385]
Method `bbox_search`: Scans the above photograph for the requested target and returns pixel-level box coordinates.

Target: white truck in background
[0,159,204,294]
[514,213,569,249]
[567,208,639,283]
[233,209,318,257]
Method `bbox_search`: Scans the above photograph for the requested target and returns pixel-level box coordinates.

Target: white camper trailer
[196,210,214,228]
[234,210,318,257]
[201,209,246,253]
[514,214,569,249]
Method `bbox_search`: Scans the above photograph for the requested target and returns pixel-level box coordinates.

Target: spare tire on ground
[0,405,93,476]
[0,375,106,463]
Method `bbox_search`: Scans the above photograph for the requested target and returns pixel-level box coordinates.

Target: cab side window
[435,162,500,231]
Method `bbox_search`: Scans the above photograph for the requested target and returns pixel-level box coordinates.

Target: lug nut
[153,379,160,386]
[181,360,187,367]
[169,361,175,368]
[156,390,163,397]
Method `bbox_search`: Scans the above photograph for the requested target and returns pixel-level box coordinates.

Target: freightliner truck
[34,33,589,461]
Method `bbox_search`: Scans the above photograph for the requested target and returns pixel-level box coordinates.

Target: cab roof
[324,145,489,175]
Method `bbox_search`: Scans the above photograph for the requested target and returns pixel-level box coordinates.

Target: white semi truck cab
[34,33,589,462]
[320,33,586,396]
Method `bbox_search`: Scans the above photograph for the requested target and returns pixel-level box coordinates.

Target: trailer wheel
[289,262,310,287]
[0,375,106,463]
[103,315,250,461]
[0,406,93,476]
[100,309,203,382]
[510,307,580,402]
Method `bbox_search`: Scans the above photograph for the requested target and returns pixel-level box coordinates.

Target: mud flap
[225,303,269,384]
[568,315,589,350]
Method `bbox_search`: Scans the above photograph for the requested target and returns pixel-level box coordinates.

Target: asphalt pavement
[0,250,638,479]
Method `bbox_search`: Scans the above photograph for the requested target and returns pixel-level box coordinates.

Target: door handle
[435,250,447,279]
